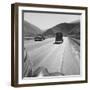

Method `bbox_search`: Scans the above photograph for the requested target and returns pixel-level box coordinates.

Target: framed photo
[11,3,88,87]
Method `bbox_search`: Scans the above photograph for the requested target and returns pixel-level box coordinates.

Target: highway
[24,37,80,76]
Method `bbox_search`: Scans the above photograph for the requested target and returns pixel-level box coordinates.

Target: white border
[18,6,86,84]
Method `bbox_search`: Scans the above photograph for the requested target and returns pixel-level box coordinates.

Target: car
[34,35,45,41]
[54,32,63,44]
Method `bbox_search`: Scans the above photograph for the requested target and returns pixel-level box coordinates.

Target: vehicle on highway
[34,34,45,41]
[54,32,63,44]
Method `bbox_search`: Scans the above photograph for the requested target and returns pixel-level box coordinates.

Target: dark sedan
[34,35,45,41]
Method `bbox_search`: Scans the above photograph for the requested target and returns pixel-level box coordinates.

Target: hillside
[24,20,42,37]
[68,21,80,39]
[43,20,80,38]
[43,23,76,37]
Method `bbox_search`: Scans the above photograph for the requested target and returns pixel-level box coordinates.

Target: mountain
[24,20,42,37]
[43,20,80,38]
[68,21,80,39]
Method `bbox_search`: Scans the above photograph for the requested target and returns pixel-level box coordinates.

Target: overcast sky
[24,12,80,31]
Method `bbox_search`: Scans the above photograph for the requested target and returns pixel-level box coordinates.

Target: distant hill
[43,23,76,37]
[43,20,80,38]
[24,20,42,37]
[68,21,80,39]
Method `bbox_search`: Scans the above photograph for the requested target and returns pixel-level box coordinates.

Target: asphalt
[24,37,80,76]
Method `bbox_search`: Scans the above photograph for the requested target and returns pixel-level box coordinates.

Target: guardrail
[70,38,80,45]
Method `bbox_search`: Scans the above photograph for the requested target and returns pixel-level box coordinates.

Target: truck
[55,32,63,44]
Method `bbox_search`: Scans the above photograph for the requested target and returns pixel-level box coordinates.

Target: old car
[55,32,63,44]
[34,34,45,41]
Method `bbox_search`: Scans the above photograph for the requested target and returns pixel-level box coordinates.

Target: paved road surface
[24,37,80,76]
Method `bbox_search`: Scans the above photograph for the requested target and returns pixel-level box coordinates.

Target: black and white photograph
[11,3,87,87]
[23,12,81,78]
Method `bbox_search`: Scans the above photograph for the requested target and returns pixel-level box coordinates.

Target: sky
[24,12,80,31]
